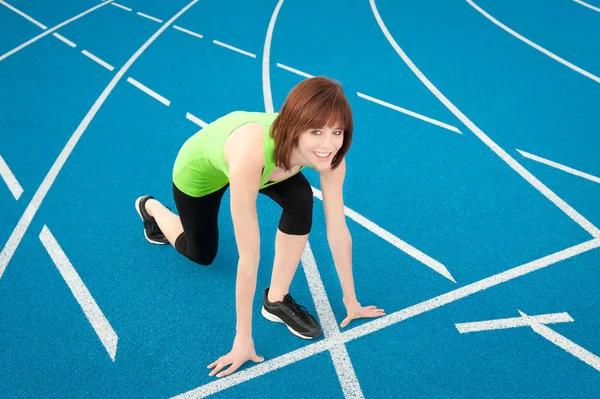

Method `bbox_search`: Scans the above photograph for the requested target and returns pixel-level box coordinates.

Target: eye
[311,130,322,135]
[333,130,343,136]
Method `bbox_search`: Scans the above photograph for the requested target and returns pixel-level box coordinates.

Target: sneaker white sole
[135,196,168,245]
[261,306,316,340]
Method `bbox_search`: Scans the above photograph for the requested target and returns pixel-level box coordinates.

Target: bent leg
[260,172,313,301]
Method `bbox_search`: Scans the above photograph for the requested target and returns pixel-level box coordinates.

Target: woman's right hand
[207,335,264,378]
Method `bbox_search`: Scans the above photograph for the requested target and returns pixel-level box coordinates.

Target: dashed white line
[0,0,47,29]
[0,1,113,63]
[518,149,600,184]
[173,25,203,39]
[39,226,118,361]
[519,310,600,372]
[213,40,256,58]
[357,92,462,134]
[276,63,314,79]
[466,0,600,84]
[53,33,76,48]
[111,2,132,12]
[370,0,600,238]
[127,77,171,106]
[455,312,574,333]
[573,0,600,13]
[82,49,114,71]
[0,0,199,279]
[0,155,23,200]
[186,112,208,127]
[137,11,162,23]
[311,187,455,283]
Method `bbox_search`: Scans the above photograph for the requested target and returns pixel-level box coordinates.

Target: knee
[175,233,217,266]
[189,253,216,266]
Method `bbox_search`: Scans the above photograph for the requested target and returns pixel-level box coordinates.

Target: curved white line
[573,0,600,13]
[0,0,199,279]
[369,0,600,238]
[0,0,114,63]
[262,0,285,112]
[466,0,600,84]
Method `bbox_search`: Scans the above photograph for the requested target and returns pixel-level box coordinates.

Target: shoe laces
[284,294,308,318]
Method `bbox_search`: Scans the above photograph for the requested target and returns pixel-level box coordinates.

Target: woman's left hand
[340,301,385,328]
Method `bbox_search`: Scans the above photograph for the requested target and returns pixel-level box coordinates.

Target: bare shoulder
[224,122,265,171]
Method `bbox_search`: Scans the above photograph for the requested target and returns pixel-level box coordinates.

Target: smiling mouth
[313,151,331,159]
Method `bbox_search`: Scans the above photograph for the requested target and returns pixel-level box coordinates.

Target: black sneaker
[261,287,322,340]
[135,196,169,245]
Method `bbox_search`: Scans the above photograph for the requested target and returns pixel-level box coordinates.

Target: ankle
[267,288,285,303]
[145,198,158,217]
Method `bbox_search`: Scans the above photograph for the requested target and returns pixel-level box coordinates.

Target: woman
[135,77,385,378]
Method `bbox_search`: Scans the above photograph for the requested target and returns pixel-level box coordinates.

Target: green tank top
[172,111,302,197]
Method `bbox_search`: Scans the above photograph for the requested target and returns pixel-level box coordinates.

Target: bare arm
[207,123,266,378]
[319,158,357,305]
[225,124,265,337]
[320,158,385,327]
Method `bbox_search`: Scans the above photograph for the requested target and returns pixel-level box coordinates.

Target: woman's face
[296,125,345,170]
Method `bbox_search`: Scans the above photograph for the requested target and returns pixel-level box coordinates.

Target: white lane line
[301,243,364,399]
[111,2,132,12]
[0,155,24,200]
[311,187,455,283]
[0,0,47,29]
[171,238,600,398]
[52,33,76,48]
[213,40,256,58]
[455,312,573,333]
[276,63,314,78]
[262,0,284,112]
[186,112,208,127]
[0,1,113,63]
[466,0,600,84]
[370,0,600,238]
[344,238,600,342]
[573,0,600,12]
[82,49,114,71]
[39,226,118,361]
[357,92,462,134]
[137,11,162,23]
[171,340,332,399]
[173,25,203,39]
[0,0,199,279]
[518,149,600,184]
[519,310,600,372]
[127,77,170,106]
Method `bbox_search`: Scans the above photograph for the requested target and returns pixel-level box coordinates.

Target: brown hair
[271,76,353,170]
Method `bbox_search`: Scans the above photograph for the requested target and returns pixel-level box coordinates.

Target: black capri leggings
[173,172,313,266]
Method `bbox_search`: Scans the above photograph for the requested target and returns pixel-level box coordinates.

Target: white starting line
[455,312,574,333]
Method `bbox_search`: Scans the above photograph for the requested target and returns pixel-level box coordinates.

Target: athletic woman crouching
[135,77,385,378]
